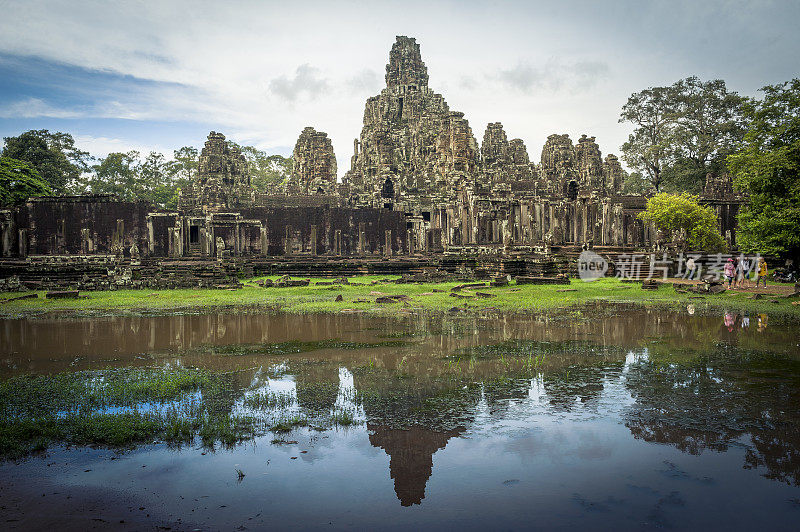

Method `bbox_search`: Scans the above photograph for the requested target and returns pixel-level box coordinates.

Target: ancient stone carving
[602,154,625,195]
[343,36,480,209]
[574,135,604,192]
[702,172,736,199]
[179,132,252,213]
[288,127,337,195]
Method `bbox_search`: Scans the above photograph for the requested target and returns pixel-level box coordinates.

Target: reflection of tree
[625,350,800,485]
[483,378,530,416]
[294,364,340,412]
[368,424,462,506]
[542,367,607,412]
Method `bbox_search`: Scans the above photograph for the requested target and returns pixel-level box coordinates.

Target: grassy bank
[0,276,798,319]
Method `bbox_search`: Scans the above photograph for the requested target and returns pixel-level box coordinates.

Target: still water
[1,306,799,530]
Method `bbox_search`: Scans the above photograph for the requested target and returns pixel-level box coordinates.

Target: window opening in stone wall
[382,177,395,199]
[567,181,578,201]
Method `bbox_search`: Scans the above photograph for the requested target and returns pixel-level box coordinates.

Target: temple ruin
[0,36,745,289]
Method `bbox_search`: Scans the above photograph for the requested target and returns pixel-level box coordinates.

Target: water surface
[1,306,799,530]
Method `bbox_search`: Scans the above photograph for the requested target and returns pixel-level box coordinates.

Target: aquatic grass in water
[270,414,308,433]
[197,339,409,357]
[0,367,253,458]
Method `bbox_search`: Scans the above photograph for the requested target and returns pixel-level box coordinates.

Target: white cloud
[495,59,610,93]
[0,0,798,176]
[269,64,329,102]
[73,135,173,161]
[0,97,82,119]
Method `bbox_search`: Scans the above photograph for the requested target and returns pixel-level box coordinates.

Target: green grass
[331,409,356,426]
[1,275,797,319]
[0,367,255,459]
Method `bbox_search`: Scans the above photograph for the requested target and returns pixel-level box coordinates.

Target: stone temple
[0,36,744,289]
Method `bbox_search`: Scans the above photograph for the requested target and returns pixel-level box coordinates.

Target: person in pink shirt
[724,258,736,289]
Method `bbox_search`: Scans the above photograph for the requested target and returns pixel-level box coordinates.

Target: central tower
[385,36,429,91]
[343,36,480,211]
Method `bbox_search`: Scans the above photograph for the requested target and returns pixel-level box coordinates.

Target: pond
[1,305,799,530]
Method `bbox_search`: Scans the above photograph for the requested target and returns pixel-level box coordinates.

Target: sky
[1,0,799,177]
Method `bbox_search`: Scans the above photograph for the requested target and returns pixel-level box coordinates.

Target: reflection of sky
[31,344,800,530]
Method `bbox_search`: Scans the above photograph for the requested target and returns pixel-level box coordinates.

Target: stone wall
[10,195,151,258]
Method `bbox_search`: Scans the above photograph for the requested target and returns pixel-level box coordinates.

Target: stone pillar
[260,225,268,256]
[80,228,93,254]
[235,221,241,256]
[385,230,392,257]
[334,229,342,256]
[407,229,414,254]
[147,216,155,254]
[18,229,27,258]
[358,222,366,255]
[285,225,292,255]
[310,225,318,256]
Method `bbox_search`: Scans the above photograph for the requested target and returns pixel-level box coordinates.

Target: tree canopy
[79,150,187,209]
[0,157,53,206]
[728,78,800,259]
[638,192,725,251]
[228,141,292,191]
[1,130,90,194]
[620,77,746,194]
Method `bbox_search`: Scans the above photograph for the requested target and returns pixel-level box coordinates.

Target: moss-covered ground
[1,275,798,319]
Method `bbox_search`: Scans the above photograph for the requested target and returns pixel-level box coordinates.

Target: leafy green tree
[728,78,800,259]
[0,157,52,206]
[229,142,292,192]
[621,171,654,195]
[82,151,142,201]
[620,77,745,193]
[619,86,676,192]
[664,77,746,193]
[140,151,173,207]
[638,192,725,251]
[1,130,90,193]
[167,146,198,181]
[164,147,199,209]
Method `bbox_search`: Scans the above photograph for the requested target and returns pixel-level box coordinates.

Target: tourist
[739,255,751,288]
[731,256,740,289]
[724,258,735,289]
[685,257,698,280]
[756,257,768,288]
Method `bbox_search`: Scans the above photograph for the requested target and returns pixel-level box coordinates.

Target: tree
[81,150,177,208]
[728,78,800,259]
[140,151,172,207]
[229,142,292,192]
[620,77,746,193]
[1,130,90,193]
[82,151,142,201]
[619,85,676,192]
[621,171,653,195]
[638,192,725,251]
[0,157,52,206]
[164,146,199,209]
[665,77,746,193]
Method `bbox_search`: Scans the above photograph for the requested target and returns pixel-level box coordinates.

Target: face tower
[343,36,480,210]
